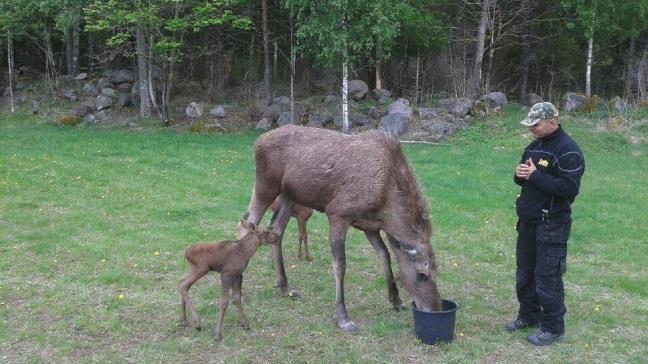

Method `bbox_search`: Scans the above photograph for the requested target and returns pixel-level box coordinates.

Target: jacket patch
[538,159,549,167]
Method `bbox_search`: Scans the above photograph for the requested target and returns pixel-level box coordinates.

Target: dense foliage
[1,0,647,117]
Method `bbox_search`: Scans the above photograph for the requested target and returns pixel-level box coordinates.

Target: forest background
[1,0,647,127]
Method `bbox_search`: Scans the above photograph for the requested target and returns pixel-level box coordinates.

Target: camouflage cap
[521,102,558,126]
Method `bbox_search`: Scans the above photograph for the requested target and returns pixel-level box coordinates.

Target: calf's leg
[214,275,232,341]
[231,274,250,330]
[297,216,312,261]
[364,230,404,310]
[178,266,209,330]
[328,215,355,332]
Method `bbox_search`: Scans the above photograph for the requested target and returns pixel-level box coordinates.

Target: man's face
[528,117,558,138]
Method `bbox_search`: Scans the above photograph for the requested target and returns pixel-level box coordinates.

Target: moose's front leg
[328,215,356,332]
[364,230,405,311]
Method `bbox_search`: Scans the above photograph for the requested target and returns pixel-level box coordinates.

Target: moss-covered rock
[57,115,82,126]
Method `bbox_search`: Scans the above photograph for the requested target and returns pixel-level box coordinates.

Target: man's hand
[515,158,537,180]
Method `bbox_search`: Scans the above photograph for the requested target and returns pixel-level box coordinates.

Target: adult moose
[239,125,442,332]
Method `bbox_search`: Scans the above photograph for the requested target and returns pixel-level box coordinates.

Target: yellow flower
[118,294,125,300]
[154,251,160,256]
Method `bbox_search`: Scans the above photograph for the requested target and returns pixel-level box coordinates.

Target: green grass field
[1,108,647,363]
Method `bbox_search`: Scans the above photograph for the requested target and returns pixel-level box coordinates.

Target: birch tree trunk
[261,0,272,105]
[7,31,15,113]
[135,26,153,118]
[290,17,295,123]
[342,59,349,132]
[375,39,383,90]
[586,32,593,97]
[415,49,420,105]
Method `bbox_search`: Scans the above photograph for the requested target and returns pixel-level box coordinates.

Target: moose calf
[270,199,314,261]
[178,219,279,341]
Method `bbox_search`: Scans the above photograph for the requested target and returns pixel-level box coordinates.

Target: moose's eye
[417,273,429,282]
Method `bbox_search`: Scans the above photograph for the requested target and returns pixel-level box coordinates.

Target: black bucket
[412,299,458,345]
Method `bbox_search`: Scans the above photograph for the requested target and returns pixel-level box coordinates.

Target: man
[506,102,585,346]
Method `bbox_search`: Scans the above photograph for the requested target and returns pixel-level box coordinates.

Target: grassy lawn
[1,108,646,363]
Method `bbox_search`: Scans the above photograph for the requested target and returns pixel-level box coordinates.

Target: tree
[562,0,618,97]
[285,0,405,132]
[85,0,252,121]
[0,0,22,112]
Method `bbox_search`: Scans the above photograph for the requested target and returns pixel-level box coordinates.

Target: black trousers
[515,220,571,334]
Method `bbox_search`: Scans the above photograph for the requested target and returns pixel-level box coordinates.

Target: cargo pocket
[538,222,569,275]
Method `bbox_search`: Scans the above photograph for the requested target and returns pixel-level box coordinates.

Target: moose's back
[255,126,393,214]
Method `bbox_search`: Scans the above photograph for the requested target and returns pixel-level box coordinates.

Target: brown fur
[239,125,442,332]
[270,198,314,261]
[178,219,279,341]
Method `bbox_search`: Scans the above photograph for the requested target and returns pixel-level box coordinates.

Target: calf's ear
[240,219,255,231]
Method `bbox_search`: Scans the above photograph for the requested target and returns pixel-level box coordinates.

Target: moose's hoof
[337,319,359,333]
[305,255,314,262]
[241,322,251,331]
[179,319,189,327]
[213,332,222,341]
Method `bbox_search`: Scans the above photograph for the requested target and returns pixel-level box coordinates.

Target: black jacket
[514,125,585,223]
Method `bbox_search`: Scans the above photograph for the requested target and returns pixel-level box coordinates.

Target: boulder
[209,105,227,118]
[97,77,112,90]
[564,92,587,112]
[307,113,329,127]
[117,83,132,94]
[262,103,282,121]
[116,93,133,108]
[323,95,339,105]
[368,105,388,120]
[256,117,271,130]
[610,96,628,113]
[111,69,134,84]
[74,73,88,81]
[82,82,100,96]
[73,104,93,117]
[101,88,116,97]
[480,91,507,107]
[15,81,28,91]
[371,88,391,101]
[31,100,41,114]
[379,113,409,136]
[63,89,78,102]
[277,111,295,126]
[387,100,413,119]
[395,97,410,106]
[348,80,369,101]
[445,98,474,117]
[94,94,113,111]
[417,108,441,119]
[522,92,543,106]
[185,102,203,120]
[273,96,291,111]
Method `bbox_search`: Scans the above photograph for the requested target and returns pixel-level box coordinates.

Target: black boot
[527,328,564,346]
[505,318,538,332]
